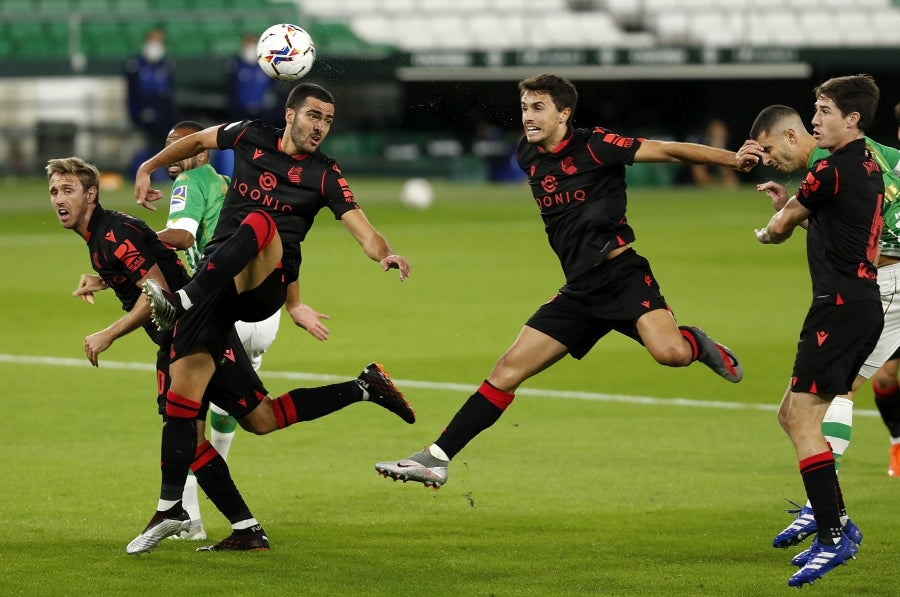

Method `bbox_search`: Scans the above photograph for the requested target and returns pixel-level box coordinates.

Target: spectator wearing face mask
[225,34,281,123]
[125,28,178,176]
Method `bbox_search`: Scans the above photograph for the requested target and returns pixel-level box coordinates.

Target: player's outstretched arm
[635,139,759,172]
[82,265,168,366]
[135,126,222,211]
[340,209,411,281]
[755,197,811,245]
[285,280,331,341]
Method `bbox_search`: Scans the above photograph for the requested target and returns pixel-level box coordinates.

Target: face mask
[241,46,257,64]
[142,41,165,62]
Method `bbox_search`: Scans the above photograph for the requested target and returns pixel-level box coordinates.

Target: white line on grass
[0,352,881,417]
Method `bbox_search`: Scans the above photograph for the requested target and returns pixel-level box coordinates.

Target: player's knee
[651,341,692,368]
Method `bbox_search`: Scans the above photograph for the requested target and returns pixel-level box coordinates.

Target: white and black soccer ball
[256,23,316,82]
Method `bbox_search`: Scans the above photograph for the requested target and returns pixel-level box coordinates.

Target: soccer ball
[400,178,434,210]
[256,23,316,82]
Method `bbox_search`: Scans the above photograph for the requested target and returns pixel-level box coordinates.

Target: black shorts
[525,249,670,359]
[170,264,287,363]
[156,328,269,420]
[791,299,883,395]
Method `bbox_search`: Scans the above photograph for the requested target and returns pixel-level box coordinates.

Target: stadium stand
[1,0,900,177]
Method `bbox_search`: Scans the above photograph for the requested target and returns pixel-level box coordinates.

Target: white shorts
[859,261,900,378]
[234,309,282,372]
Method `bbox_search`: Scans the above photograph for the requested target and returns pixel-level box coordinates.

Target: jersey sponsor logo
[561,156,578,175]
[113,239,147,273]
[253,148,265,160]
[170,185,187,213]
[232,178,294,213]
[288,166,302,184]
[534,188,587,210]
[224,121,243,131]
[259,171,277,191]
[541,174,557,193]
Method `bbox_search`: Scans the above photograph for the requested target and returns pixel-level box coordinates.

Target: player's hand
[380,254,411,281]
[756,181,790,211]
[84,330,113,367]
[72,274,107,305]
[134,169,162,211]
[288,303,331,341]
[735,140,763,172]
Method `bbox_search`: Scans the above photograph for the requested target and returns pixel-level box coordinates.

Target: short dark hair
[286,82,335,111]
[749,105,800,140]
[814,74,880,133]
[170,120,204,134]
[518,74,578,123]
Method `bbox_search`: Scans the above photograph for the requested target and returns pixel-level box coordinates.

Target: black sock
[182,210,276,303]
[874,383,900,437]
[192,441,253,524]
[160,416,197,502]
[435,381,515,460]
[800,451,842,545]
[271,381,364,428]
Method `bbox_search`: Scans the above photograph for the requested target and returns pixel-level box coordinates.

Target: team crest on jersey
[561,156,578,175]
[170,185,187,213]
[288,166,303,184]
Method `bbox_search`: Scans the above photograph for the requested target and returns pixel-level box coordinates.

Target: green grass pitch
[1,176,898,596]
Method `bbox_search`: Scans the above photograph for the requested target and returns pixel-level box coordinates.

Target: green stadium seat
[0,0,35,17]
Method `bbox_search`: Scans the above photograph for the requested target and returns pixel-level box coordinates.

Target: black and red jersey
[210,120,360,282]
[516,127,643,283]
[85,207,190,344]
[796,138,883,301]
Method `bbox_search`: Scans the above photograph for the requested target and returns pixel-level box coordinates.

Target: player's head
[518,74,578,148]
[748,105,813,173]
[46,156,101,234]
[284,83,335,155]
[286,82,335,112]
[813,74,879,135]
[165,120,207,180]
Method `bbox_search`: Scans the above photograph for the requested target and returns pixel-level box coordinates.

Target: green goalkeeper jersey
[810,137,900,258]
[164,163,230,273]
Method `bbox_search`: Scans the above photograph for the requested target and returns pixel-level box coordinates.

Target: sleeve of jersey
[586,128,641,166]
[322,163,360,219]
[795,159,836,211]
[216,120,253,149]
[165,174,202,236]
[111,221,158,285]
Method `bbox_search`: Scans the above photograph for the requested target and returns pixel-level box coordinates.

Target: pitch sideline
[0,352,881,417]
